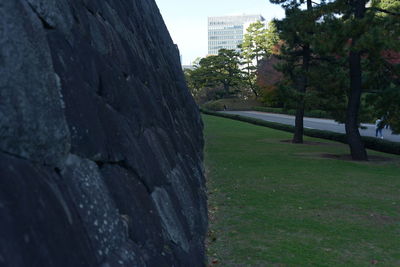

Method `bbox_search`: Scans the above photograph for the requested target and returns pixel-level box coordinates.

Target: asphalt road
[222,110,400,143]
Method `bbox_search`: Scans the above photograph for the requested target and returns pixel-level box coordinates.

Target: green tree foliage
[240,20,279,63]
[365,0,400,133]
[240,22,265,99]
[241,21,267,65]
[264,21,280,55]
[372,0,400,14]
[240,21,280,99]
[184,49,243,103]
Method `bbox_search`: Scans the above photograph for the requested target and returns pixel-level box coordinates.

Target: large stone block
[0,152,96,267]
[0,0,207,266]
[0,0,70,165]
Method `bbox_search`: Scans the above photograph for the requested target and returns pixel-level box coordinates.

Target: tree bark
[292,51,308,143]
[223,82,229,96]
[346,49,368,160]
[345,0,368,161]
[293,98,305,143]
[247,63,259,99]
[292,46,310,144]
[292,0,312,143]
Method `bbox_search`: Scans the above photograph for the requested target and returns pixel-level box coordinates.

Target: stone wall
[0,0,207,266]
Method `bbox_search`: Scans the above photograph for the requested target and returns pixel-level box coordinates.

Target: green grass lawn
[204,115,400,267]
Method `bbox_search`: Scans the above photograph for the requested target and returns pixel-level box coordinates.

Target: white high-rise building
[208,14,265,55]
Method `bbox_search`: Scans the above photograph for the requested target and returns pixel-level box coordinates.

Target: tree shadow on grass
[280,139,336,146]
[280,139,399,163]
[320,153,397,163]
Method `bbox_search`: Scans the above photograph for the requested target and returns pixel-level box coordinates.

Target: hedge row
[201,109,400,156]
[253,106,333,120]
[201,101,226,111]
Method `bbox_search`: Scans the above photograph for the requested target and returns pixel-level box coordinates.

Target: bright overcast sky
[155,0,285,65]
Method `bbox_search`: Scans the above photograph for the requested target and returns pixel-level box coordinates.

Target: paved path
[222,111,400,143]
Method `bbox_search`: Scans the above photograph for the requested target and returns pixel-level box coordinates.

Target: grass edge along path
[200,109,400,156]
[204,114,400,266]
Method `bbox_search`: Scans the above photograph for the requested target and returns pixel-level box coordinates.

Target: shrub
[202,101,225,111]
[201,98,262,111]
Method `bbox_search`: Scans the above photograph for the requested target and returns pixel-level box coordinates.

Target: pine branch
[311,1,321,6]
[368,7,400,17]
[310,56,343,65]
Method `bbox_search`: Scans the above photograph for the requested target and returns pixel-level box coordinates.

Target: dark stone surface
[0,0,70,166]
[0,0,206,266]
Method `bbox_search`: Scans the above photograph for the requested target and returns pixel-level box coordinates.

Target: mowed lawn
[203,115,400,267]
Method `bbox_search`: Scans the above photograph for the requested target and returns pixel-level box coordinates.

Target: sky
[155,0,285,65]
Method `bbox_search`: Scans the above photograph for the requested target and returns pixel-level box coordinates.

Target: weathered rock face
[0,0,207,266]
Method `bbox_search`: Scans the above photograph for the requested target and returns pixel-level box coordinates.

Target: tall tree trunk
[293,97,305,143]
[223,82,229,97]
[251,83,259,99]
[292,44,311,143]
[292,0,312,144]
[247,62,258,99]
[346,0,368,161]
[346,48,368,160]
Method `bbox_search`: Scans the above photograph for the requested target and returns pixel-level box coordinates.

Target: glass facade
[208,14,265,55]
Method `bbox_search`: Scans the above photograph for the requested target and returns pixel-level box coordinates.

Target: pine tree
[239,21,279,98]
[312,0,400,160]
[270,0,399,159]
[187,49,243,99]
[269,0,316,143]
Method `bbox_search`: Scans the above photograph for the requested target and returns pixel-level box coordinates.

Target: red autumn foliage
[382,50,400,65]
[256,55,284,106]
[256,55,283,90]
